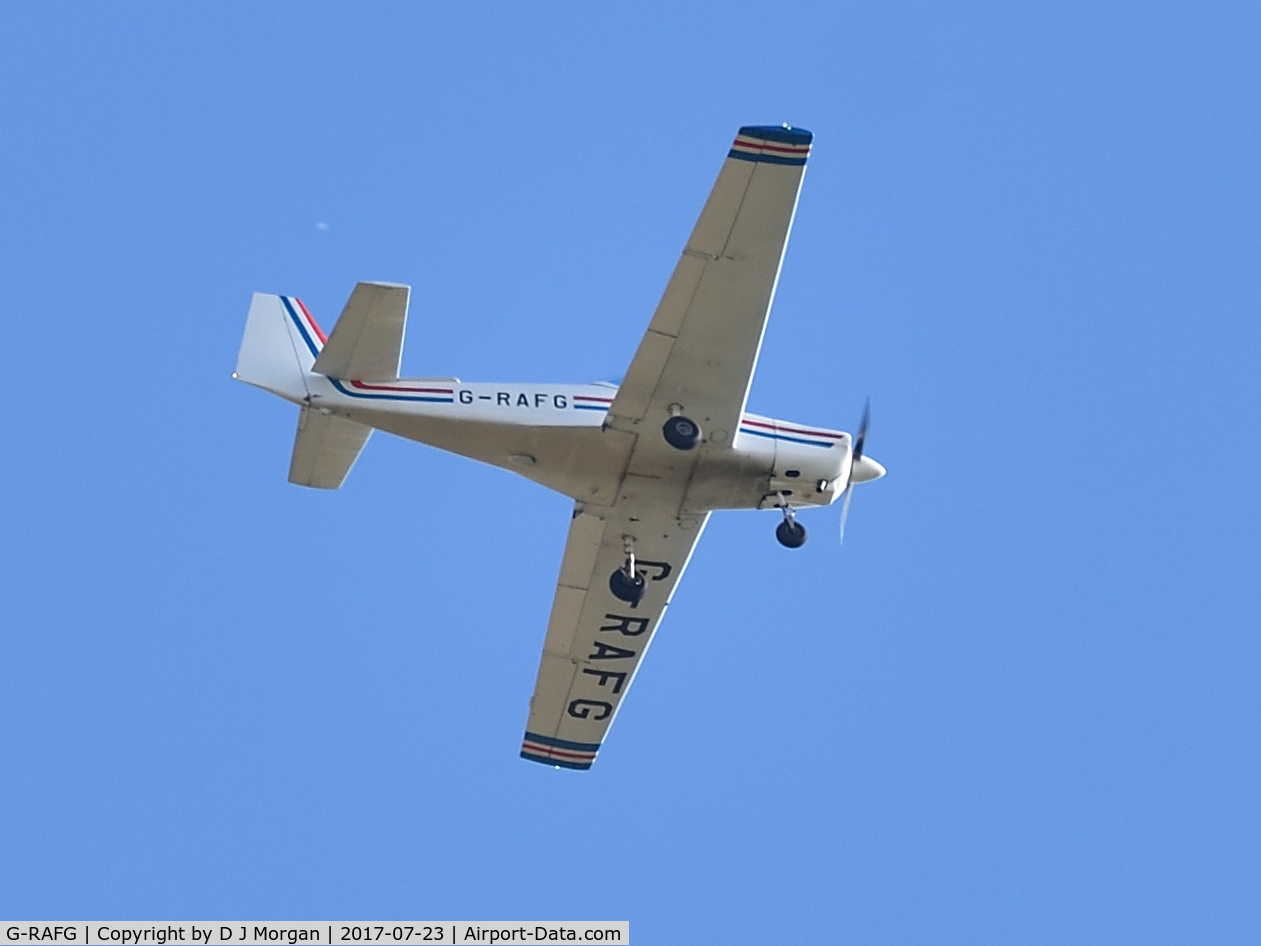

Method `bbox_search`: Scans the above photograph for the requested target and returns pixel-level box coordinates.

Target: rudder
[234,293,324,402]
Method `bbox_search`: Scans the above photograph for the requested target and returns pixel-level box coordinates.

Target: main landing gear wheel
[609,534,646,605]
[776,518,808,548]
[662,415,702,451]
[609,568,646,605]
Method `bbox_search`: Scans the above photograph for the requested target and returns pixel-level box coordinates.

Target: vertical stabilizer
[234,293,324,402]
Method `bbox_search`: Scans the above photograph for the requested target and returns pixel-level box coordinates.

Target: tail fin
[234,293,325,402]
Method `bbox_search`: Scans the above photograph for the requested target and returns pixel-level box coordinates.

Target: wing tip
[521,732,601,770]
[737,124,813,146]
[730,125,813,166]
[520,751,594,771]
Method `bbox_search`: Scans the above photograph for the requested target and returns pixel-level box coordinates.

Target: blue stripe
[728,150,808,167]
[573,404,610,411]
[329,379,454,403]
[278,298,454,403]
[739,427,835,448]
[523,732,602,752]
[279,296,321,358]
[738,124,813,145]
[521,751,593,770]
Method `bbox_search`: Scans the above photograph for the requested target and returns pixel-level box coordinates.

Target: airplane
[234,124,886,770]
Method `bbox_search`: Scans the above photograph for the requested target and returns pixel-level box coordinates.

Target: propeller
[838,399,871,544]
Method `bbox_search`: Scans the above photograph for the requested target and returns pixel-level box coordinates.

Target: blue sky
[2,2,1259,941]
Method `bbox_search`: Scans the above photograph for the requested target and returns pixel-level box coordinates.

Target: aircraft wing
[606,125,811,448]
[521,506,710,769]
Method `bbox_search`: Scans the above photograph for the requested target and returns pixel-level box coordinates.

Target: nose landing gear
[774,495,807,548]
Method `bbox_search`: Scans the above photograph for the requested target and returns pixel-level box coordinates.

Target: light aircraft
[235,124,886,770]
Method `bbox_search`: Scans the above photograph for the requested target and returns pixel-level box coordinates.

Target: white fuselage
[284,374,853,515]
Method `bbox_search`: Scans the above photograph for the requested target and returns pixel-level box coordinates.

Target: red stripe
[349,380,452,394]
[522,741,597,758]
[574,396,614,403]
[774,425,844,440]
[522,743,598,761]
[732,138,812,155]
[294,298,326,343]
[740,418,845,440]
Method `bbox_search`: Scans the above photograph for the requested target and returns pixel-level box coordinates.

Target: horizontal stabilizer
[288,406,372,489]
[312,282,409,381]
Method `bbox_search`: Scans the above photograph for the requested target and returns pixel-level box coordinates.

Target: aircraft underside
[235,124,886,769]
[338,396,850,515]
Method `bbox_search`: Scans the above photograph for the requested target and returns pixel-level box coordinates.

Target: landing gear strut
[775,495,807,548]
[609,535,646,604]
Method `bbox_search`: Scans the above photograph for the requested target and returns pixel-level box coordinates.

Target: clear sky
[2,2,1259,941]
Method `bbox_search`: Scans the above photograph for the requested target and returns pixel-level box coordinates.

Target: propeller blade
[840,400,870,545]
[838,483,854,544]
[853,398,871,462]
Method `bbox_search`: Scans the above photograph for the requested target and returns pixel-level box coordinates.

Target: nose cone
[850,454,886,484]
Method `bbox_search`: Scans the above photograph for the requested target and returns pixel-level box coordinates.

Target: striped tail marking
[279,296,454,404]
[521,732,601,770]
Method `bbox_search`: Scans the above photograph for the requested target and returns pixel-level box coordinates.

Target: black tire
[609,568,646,604]
[776,519,807,549]
[662,415,702,450]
